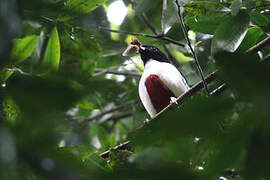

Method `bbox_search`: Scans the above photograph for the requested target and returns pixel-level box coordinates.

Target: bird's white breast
[139,59,190,118]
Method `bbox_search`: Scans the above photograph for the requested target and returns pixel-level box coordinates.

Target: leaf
[238,27,264,52]
[184,1,230,16]
[170,49,193,63]
[185,15,228,34]
[211,11,249,55]
[43,26,60,72]
[10,35,38,64]
[59,0,107,21]
[250,10,270,26]
[231,0,242,16]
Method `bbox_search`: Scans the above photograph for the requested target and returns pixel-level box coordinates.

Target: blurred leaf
[89,124,110,150]
[170,49,193,63]
[43,26,60,72]
[238,27,264,52]
[214,51,268,101]
[0,70,14,83]
[184,1,230,16]
[250,10,270,26]
[10,35,38,64]
[163,0,178,33]
[231,0,242,16]
[131,96,234,147]
[166,23,185,41]
[59,0,107,21]
[185,15,228,34]
[211,11,249,55]
[60,146,95,160]
[86,153,112,171]
[0,0,20,69]
[133,0,161,14]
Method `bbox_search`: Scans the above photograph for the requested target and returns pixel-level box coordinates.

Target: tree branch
[97,26,185,47]
[245,36,270,54]
[140,13,181,68]
[94,68,141,77]
[141,13,158,35]
[99,70,218,158]
[161,0,167,35]
[99,141,131,158]
[210,83,227,96]
[72,100,139,123]
[174,0,210,95]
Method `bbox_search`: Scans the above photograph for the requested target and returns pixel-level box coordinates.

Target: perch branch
[99,70,218,158]
[97,26,185,47]
[210,83,227,96]
[174,0,210,95]
[245,36,270,54]
[99,141,131,158]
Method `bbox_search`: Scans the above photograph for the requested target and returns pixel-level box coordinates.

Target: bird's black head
[139,45,170,65]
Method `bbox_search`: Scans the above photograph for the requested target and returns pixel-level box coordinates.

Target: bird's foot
[144,118,150,124]
[170,97,178,105]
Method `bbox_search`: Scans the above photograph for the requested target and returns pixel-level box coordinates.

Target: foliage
[0,0,270,179]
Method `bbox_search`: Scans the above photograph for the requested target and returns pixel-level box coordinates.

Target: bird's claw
[144,118,150,124]
[170,97,178,105]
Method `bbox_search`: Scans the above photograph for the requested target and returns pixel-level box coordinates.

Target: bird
[122,38,190,118]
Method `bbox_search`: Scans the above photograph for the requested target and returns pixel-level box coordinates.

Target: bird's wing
[157,62,190,97]
[139,74,157,118]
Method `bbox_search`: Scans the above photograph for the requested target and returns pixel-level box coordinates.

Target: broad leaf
[238,27,264,52]
[185,15,228,34]
[43,26,60,72]
[231,0,242,16]
[10,35,38,64]
[211,11,249,55]
[184,1,230,16]
[250,10,270,26]
[59,0,107,21]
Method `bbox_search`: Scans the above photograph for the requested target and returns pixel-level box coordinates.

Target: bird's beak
[122,44,139,57]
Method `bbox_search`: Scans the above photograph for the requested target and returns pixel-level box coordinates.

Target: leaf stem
[97,26,185,47]
[174,0,210,95]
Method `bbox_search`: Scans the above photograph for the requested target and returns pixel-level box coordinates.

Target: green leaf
[43,26,60,72]
[184,1,230,16]
[59,0,107,21]
[185,15,228,34]
[211,11,249,55]
[170,49,193,63]
[10,35,38,64]
[231,0,242,16]
[238,27,264,52]
[250,10,270,26]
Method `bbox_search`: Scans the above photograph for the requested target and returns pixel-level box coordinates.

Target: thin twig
[210,83,227,96]
[263,54,270,61]
[174,0,210,95]
[141,13,181,68]
[99,71,218,158]
[245,36,270,54]
[72,100,139,123]
[99,141,131,158]
[97,26,185,47]
[94,68,141,77]
[161,0,167,35]
[141,13,158,35]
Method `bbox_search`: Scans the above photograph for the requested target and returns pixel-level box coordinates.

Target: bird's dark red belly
[145,74,176,113]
